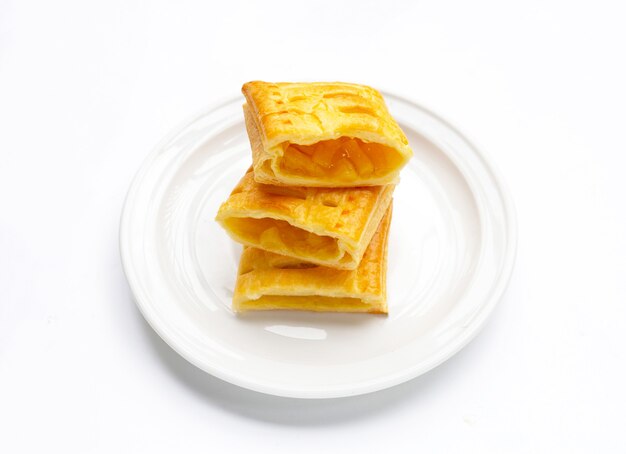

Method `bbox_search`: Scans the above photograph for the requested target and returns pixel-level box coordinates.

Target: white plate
[120,93,516,399]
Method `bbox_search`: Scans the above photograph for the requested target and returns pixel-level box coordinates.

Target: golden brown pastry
[233,205,392,313]
[216,168,394,270]
[242,81,412,187]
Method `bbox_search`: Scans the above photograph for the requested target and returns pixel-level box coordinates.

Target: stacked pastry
[216,81,412,314]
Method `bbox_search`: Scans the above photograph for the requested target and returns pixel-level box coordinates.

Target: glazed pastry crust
[215,168,394,270]
[233,205,392,313]
[242,81,412,187]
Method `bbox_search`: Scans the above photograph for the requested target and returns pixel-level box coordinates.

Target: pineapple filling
[279,138,404,182]
[242,295,369,309]
[224,217,340,260]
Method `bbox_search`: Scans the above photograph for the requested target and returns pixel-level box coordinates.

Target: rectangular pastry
[233,205,392,313]
[242,81,412,187]
[216,168,394,270]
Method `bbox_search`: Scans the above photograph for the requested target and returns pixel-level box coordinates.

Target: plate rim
[119,91,518,399]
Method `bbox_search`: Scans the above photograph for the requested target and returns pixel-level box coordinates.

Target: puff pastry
[242,81,412,187]
[233,205,392,313]
[216,168,394,270]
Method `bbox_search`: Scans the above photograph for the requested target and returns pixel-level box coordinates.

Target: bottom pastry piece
[232,204,392,314]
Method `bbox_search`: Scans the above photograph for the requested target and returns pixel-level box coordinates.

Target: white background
[1,0,625,452]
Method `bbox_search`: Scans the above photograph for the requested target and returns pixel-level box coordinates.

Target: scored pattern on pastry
[242,81,413,187]
[233,205,392,313]
[216,168,394,270]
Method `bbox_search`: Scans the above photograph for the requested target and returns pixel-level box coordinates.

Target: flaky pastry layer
[216,168,394,270]
[242,81,412,187]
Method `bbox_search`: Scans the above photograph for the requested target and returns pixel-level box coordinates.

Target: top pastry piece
[242,81,413,187]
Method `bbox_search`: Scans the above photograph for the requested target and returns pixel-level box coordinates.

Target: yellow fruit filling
[279,138,405,182]
[223,217,345,263]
